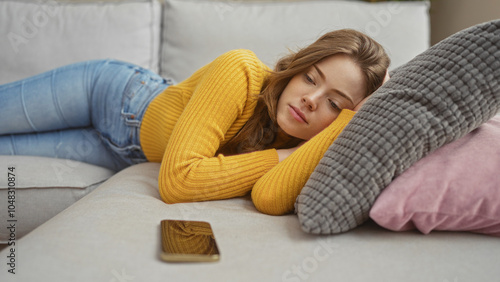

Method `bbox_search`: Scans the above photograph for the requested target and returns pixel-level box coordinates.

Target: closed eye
[329,99,340,111]
[304,73,315,85]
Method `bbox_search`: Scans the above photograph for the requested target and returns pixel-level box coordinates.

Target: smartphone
[160,220,220,262]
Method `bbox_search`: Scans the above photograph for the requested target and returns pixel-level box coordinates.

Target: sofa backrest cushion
[161,0,430,83]
[0,0,161,84]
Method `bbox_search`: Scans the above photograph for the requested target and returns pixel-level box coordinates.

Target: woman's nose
[302,92,320,111]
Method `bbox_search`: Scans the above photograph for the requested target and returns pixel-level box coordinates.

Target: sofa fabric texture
[0,0,161,84]
[296,19,500,234]
[0,156,114,243]
[2,163,500,282]
[161,0,430,83]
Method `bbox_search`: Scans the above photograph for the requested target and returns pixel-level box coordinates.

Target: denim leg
[88,60,172,166]
[0,128,126,171]
[0,60,107,134]
[0,60,172,170]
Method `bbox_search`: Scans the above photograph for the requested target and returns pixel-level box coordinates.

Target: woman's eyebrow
[313,64,354,105]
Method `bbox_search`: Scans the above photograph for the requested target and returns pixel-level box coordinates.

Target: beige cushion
[0,156,114,243]
[161,0,430,83]
[0,0,161,84]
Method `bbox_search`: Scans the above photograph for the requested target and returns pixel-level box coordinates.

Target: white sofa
[1,0,499,281]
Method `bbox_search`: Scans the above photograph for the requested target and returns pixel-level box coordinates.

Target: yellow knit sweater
[140,49,355,215]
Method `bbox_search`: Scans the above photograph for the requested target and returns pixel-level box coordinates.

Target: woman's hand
[354,70,390,111]
[276,141,306,162]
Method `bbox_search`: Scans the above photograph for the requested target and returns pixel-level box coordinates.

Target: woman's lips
[288,105,308,124]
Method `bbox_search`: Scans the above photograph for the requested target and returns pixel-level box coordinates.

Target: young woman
[0,29,390,215]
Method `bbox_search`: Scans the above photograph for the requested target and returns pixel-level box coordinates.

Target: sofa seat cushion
[2,162,500,281]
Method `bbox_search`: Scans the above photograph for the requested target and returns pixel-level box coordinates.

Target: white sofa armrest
[0,156,114,243]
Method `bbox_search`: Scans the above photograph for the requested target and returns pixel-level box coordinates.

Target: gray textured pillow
[296,20,500,234]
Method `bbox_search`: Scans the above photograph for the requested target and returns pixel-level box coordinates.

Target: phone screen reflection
[160,220,220,262]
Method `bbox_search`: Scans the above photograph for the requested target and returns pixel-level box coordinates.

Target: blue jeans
[0,60,173,171]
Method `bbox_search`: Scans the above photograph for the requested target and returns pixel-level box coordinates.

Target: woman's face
[276,54,367,140]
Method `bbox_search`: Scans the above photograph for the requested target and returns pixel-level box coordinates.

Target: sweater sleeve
[159,50,279,204]
[251,110,356,215]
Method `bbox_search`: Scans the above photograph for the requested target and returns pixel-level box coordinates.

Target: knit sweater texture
[140,49,355,215]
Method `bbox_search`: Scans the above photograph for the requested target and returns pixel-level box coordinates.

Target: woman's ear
[383,70,390,84]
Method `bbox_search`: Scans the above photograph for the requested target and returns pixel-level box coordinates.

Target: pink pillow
[370,116,500,236]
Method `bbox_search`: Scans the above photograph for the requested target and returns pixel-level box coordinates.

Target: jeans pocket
[102,135,147,166]
[121,68,170,125]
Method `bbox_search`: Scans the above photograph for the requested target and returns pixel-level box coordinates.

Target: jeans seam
[51,68,72,128]
[20,81,38,131]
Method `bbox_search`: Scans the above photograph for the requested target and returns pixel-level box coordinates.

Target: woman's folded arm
[251,110,356,215]
[158,49,279,204]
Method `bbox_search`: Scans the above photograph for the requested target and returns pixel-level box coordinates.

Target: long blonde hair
[218,29,390,155]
